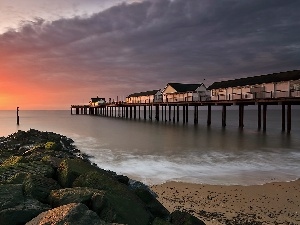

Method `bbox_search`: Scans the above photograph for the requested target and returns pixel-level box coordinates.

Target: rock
[26,203,105,225]
[44,141,62,151]
[1,155,28,166]
[0,184,24,210]
[57,159,99,187]
[170,210,206,225]
[152,217,172,225]
[0,161,55,183]
[49,187,105,209]
[114,174,129,185]
[73,171,152,225]
[6,172,29,184]
[134,188,170,219]
[23,174,61,203]
[0,198,51,225]
[41,155,64,169]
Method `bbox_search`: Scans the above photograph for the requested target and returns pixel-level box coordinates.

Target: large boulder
[48,187,105,210]
[152,217,172,225]
[73,171,152,225]
[57,159,99,187]
[26,203,105,225]
[23,174,61,203]
[0,161,54,182]
[0,198,51,225]
[134,188,170,219]
[170,210,206,225]
[0,184,24,210]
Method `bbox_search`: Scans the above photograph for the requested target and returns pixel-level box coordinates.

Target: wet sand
[151,179,300,225]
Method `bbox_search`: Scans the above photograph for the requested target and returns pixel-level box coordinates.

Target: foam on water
[73,134,300,185]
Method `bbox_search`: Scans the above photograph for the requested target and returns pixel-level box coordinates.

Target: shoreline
[151,179,300,225]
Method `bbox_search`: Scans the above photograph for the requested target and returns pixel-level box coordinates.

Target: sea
[0,107,299,186]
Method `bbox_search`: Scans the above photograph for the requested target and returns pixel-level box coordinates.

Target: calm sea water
[0,107,299,185]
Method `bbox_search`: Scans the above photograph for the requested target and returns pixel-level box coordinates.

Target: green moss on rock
[1,156,27,167]
[57,159,99,188]
[0,161,55,183]
[23,174,61,203]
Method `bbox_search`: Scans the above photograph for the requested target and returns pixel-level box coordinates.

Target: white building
[89,97,106,106]
[126,90,161,103]
[161,83,209,102]
[208,70,300,101]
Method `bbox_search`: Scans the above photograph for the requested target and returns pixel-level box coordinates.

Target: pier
[71,97,300,133]
[71,70,300,133]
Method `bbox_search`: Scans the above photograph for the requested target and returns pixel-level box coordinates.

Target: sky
[0,0,300,109]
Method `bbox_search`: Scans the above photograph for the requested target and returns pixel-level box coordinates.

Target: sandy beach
[151,179,300,225]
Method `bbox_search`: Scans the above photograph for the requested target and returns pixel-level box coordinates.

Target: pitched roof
[127,90,160,98]
[207,70,300,90]
[167,83,203,92]
[90,97,105,102]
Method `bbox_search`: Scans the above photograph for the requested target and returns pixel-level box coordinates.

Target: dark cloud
[1,0,300,99]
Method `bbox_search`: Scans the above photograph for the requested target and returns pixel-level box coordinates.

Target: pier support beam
[263,104,267,132]
[207,105,211,126]
[169,105,171,121]
[258,104,261,130]
[287,104,291,133]
[183,105,186,124]
[222,105,226,127]
[138,106,140,120]
[185,105,188,123]
[282,104,285,132]
[155,105,159,121]
[177,105,179,123]
[130,106,133,119]
[164,105,167,122]
[134,106,136,119]
[239,105,244,128]
[144,106,146,120]
[173,105,176,123]
[194,106,198,125]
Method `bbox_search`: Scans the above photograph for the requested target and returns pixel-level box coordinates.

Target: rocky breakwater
[0,129,206,225]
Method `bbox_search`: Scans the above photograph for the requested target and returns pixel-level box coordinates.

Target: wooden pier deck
[71,97,300,133]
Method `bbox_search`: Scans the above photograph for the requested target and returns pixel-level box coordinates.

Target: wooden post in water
[287,104,291,133]
[185,105,188,123]
[222,105,226,127]
[177,105,179,122]
[173,105,176,123]
[130,106,133,119]
[169,105,171,121]
[239,104,244,128]
[258,104,261,130]
[134,106,136,119]
[144,106,146,120]
[155,105,159,121]
[282,104,285,132]
[161,105,164,121]
[183,105,186,124]
[207,105,211,126]
[138,106,140,120]
[164,105,167,122]
[194,106,198,124]
[17,107,20,125]
[263,104,267,132]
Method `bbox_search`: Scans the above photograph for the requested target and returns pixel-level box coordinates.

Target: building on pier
[161,82,209,102]
[125,90,161,103]
[208,70,300,101]
[89,97,106,106]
